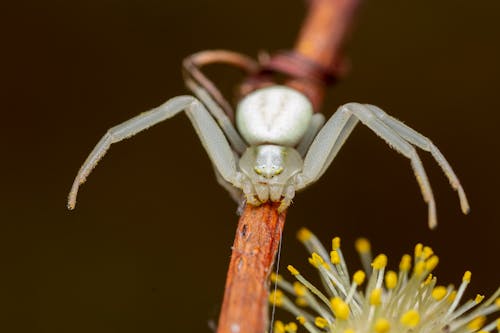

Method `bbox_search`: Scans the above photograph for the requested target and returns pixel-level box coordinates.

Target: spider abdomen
[235,85,313,147]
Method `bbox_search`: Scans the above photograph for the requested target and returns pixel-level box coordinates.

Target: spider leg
[213,162,244,204]
[342,103,438,228]
[296,113,326,157]
[68,96,240,209]
[365,104,469,214]
[182,50,258,122]
[185,77,248,154]
[298,108,358,188]
[299,103,438,228]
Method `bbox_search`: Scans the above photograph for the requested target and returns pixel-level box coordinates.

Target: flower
[269,228,500,333]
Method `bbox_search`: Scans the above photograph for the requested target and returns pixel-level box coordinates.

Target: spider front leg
[365,104,469,214]
[298,103,468,228]
[68,96,242,209]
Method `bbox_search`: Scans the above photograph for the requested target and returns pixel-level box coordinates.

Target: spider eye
[274,167,284,175]
[254,167,263,175]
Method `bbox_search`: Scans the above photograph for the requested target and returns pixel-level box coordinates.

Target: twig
[216,203,286,333]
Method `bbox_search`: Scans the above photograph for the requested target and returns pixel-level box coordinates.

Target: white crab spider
[68,85,469,228]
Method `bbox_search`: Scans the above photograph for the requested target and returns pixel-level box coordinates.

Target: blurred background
[2,0,499,332]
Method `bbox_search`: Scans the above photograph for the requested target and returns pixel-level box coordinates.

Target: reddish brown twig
[216,203,286,333]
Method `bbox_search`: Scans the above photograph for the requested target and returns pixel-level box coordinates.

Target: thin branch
[216,203,286,333]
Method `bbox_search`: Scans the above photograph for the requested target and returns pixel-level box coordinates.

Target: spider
[68,50,469,229]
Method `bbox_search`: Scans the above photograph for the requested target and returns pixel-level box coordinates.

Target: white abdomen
[236,86,313,147]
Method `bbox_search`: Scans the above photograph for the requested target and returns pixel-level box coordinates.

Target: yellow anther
[309,252,324,268]
[425,255,439,272]
[288,265,299,276]
[372,254,388,270]
[285,322,298,333]
[370,288,382,306]
[467,316,486,331]
[295,297,308,307]
[414,243,423,259]
[385,270,398,289]
[495,298,500,308]
[353,270,366,286]
[343,330,355,333]
[331,297,350,320]
[475,294,484,303]
[308,257,318,268]
[399,254,412,272]
[293,282,307,297]
[432,286,447,301]
[296,316,306,325]
[413,261,425,276]
[463,270,472,282]
[331,250,340,264]
[497,318,500,330]
[355,238,371,254]
[332,237,341,250]
[269,290,284,306]
[374,318,391,333]
[297,228,312,242]
[424,274,433,285]
[270,273,282,283]
[400,310,420,328]
[313,253,324,264]
[422,246,434,259]
[274,320,285,333]
[315,317,328,328]
[448,291,457,302]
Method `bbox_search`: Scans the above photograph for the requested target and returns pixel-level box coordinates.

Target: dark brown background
[2,0,499,332]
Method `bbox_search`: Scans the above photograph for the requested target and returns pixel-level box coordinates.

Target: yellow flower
[270,228,500,333]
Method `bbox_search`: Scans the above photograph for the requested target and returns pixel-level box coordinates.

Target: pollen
[297,228,312,242]
[269,290,284,306]
[274,320,285,333]
[353,270,366,285]
[374,318,391,333]
[331,297,350,320]
[273,229,500,333]
[399,254,412,272]
[315,317,328,328]
[425,255,439,271]
[270,272,282,283]
[332,237,341,250]
[467,316,486,331]
[293,282,307,297]
[370,288,382,306]
[285,322,298,332]
[331,250,340,264]
[432,286,447,300]
[414,243,423,259]
[355,238,371,254]
[385,270,397,289]
[400,310,420,328]
[371,254,388,270]
[287,265,299,276]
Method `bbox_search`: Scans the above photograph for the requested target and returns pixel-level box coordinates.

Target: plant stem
[216,203,286,333]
